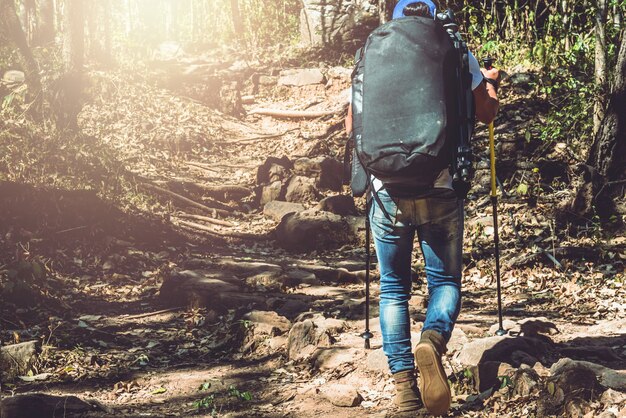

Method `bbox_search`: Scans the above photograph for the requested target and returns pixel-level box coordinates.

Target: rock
[285,176,320,203]
[158,270,264,310]
[278,69,325,86]
[512,367,541,397]
[257,156,292,185]
[293,156,344,191]
[294,313,346,334]
[327,66,352,81]
[533,361,551,377]
[286,314,348,360]
[300,0,377,46]
[313,347,361,370]
[345,215,367,243]
[321,383,362,407]
[600,388,626,406]
[218,260,282,275]
[264,201,305,222]
[454,335,551,367]
[488,320,518,335]
[510,350,539,367]
[294,263,356,283]
[258,75,277,86]
[317,195,357,216]
[456,324,485,336]
[469,361,515,392]
[447,327,469,353]
[219,81,244,117]
[245,270,283,291]
[0,341,37,381]
[275,298,308,319]
[269,335,288,351]
[585,319,626,336]
[366,348,388,372]
[550,358,626,391]
[564,399,593,417]
[283,269,320,287]
[596,411,617,418]
[0,394,100,418]
[548,359,603,404]
[243,310,292,336]
[287,319,323,360]
[275,211,355,251]
[260,181,284,205]
[2,70,25,84]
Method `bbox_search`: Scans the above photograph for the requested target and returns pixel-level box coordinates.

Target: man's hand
[480,67,500,82]
[473,66,500,124]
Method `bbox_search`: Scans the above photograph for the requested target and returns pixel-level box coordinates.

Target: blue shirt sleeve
[468,51,483,91]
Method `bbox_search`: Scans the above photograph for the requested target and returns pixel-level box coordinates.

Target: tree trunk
[34,0,55,46]
[58,0,85,130]
[19,0,36,45]
[101,1,112,64]
[379,0,391,25]
[230,0,244,41]
[587,33,626,181]
[571,33,626,220]
[85,0,97,59]
[594,0,608,135]
[167,0,179,39]
[0,0,42,112]
[63,0,84,73]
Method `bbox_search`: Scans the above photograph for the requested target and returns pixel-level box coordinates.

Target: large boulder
[264,200,305,222]
[275,210,356,251]
[287,315,346,361]
[260,180,283,205]
[550,358,626,392]
[243,310,292,336]
[454,335,552,367]
[285,176,320,203]
[293,156,344,191]
[0,341,38,381]
[300,0,378,46]
[158,270,265,310]
[321,383,363,407]
[278,69,325,86]
[257,156,292,185]
[0,394,100,418]
[317,195,357,216]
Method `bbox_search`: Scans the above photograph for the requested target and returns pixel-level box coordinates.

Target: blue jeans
[370,189,464,374]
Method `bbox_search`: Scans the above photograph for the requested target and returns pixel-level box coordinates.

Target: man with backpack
[345,0,500,415]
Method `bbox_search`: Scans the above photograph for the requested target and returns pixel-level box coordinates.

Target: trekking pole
[361,198,373,349]
[483,57,506,336]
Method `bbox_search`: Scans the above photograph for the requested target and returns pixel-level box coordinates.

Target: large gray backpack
[348,12,475,199]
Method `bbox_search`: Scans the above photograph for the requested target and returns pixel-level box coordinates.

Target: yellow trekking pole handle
[489,122,497,197]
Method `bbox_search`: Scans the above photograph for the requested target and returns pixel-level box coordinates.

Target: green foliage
[497,375,513,389]
[193,394,217,412]
[192,382,252,415]
[536,71,595,150]
[240,0,300,47]
[228,384,253,401]
[199,382,212,391]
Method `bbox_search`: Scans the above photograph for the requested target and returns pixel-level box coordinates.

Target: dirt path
[1,55,625,418]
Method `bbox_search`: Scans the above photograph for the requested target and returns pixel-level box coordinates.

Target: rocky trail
[1,48,625,417]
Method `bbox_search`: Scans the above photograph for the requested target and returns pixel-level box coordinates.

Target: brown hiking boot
[392,369,422,412]
[414,330,451,416]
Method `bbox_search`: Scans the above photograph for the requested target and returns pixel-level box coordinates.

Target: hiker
[345,0,500,415]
